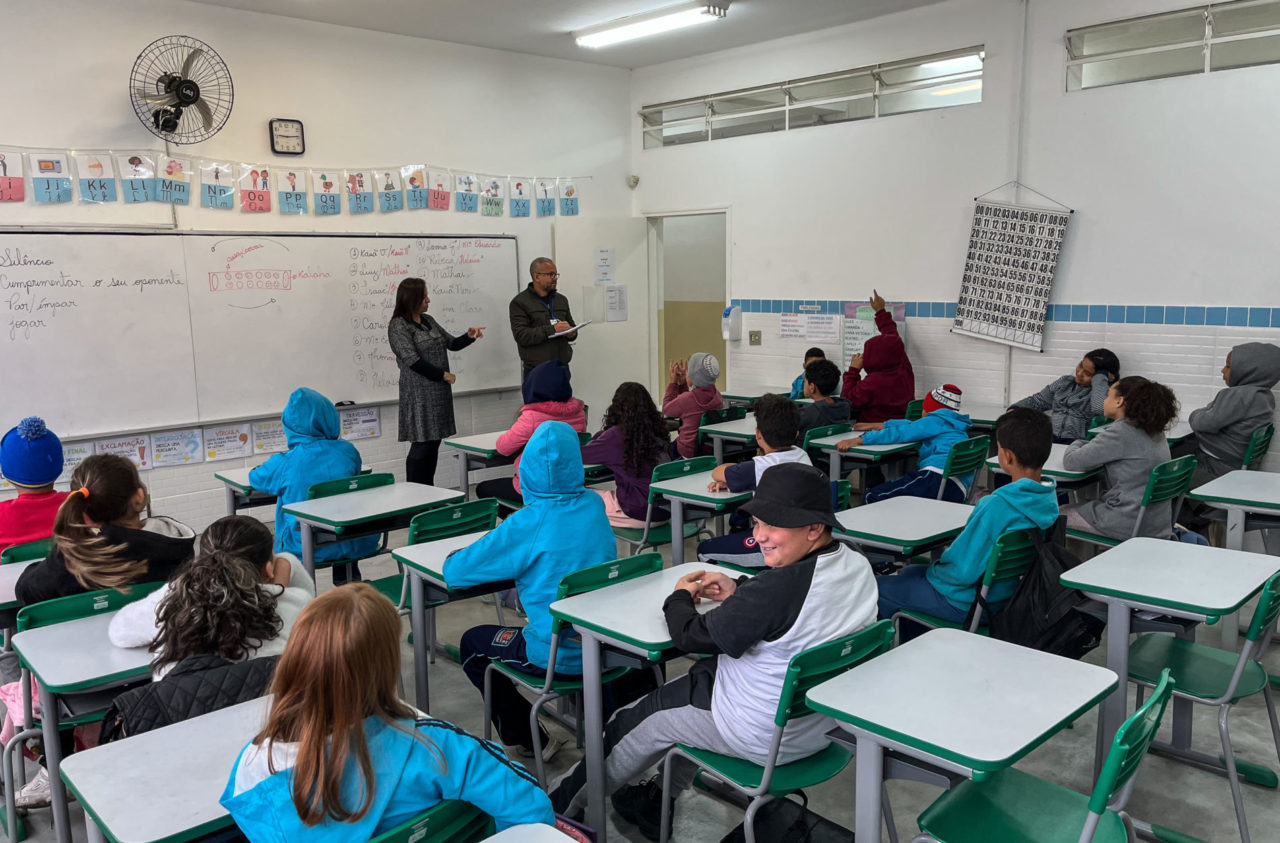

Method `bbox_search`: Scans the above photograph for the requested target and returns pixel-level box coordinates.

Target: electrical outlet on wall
[748,330,762,346]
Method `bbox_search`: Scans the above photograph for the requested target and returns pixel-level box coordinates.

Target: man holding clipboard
[509,257,583,381]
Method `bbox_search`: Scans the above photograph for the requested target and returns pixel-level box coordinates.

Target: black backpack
[970,516,1104,659]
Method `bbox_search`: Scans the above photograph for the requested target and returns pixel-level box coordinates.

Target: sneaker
[610,776,672,842]
[518,735,564,764]
[14,768,52,810]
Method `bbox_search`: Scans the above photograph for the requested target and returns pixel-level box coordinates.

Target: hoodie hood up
[517,421,586,501]
[1229,342,1280,390]
[282,388,340,447]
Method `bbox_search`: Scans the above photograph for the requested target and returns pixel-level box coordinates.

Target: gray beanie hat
[688,352,720,388]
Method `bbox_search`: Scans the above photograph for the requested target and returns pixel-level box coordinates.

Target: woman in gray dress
[387,277,485,484]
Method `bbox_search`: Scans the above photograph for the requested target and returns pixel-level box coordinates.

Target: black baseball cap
[739,463,840,531]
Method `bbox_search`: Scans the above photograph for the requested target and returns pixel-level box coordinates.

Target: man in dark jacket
[509,257,577,380]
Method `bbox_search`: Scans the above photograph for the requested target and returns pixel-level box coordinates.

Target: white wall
[661,214,726,302]
[0,0,633,527]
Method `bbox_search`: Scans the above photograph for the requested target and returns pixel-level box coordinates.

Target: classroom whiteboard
[0,232,521,438]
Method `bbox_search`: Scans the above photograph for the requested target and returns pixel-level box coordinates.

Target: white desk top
[834,498,972,546]
[808,433,918,458]
[484,825,573,841]
[61,696,269,843]
[12,610,152,692]
[650,470,753,506]
[215,464,370,494]
[1190,469,1280,511]
[807,628,1116,771]
[986,442,1096,480]
[697,416,759,440]
[443,431,506,456]
[551,562,738,653]
[1061,537,1280,616]
[1087,420,1192,444]
[283,482,464,527]
[392,531,491,585]
[963,403,1010,427]
[0,559,37,610]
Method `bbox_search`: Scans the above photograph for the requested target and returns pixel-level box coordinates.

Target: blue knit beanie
[1,417,64,488]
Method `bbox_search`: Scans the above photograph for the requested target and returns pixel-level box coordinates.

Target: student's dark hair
[391,277,426,323]
[995,408,1053,470]
[753,394,801,449]
[1085,348,1120,381]
[1113,376,1179,436]
[803,359,841,397]
[529,256,554,277]
[151,516,282,673]
[803,347,825,361]
[601,382,669,478]
[53,454,148,591]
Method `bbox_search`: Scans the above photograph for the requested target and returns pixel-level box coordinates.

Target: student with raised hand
[0,417,68,553]
[221,584,554,841]
[581,381,672,529]
[1010,348,1119,442]
[1061,376,1178,540]
[249,387,377,585]
[788,347,826,400]
[108,515,315,678]
[841,290,914,423]
[662,352,724,459]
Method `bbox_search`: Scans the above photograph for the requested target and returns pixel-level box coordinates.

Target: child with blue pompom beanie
[0,417,68,553]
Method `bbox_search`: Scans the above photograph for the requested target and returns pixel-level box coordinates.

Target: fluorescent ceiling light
[575,2,728,49]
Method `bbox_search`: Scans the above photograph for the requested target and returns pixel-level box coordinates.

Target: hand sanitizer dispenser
[722,305,742,342]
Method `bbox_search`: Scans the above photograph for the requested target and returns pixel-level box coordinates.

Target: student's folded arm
[494,412,534,456]
[663,591,724,654]
[579,430,612,465]
[441,524,526,589]
[722,461,756,493]
[418,720,555,830]
[661,382,688,414]
[1088,376,1109,415]
[1061,433,1114,472]
[840,369,863,403]
[861,417,923,445]
[247,454,285,494]
[1010,383,1053,412]
[1187,402,1225,434]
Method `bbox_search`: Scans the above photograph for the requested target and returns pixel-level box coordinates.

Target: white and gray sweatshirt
[1063,419,1172,540]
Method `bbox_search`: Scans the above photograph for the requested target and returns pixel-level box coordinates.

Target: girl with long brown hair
[220,584,553,841]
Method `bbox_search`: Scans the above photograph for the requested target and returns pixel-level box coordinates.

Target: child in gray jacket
[1179,342,1280,484]
[1011,348,1119,442]
[1061,376,1179,540]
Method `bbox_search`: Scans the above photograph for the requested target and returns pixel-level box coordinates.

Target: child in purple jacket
[581,382,671,528]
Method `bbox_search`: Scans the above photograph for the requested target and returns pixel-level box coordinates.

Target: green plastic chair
[801,423,853,465]
[0,538,53,567]
[696,406,750,455]
[1242,422,1275,470]
[892,528,1040,638]
[658,620,896,843]
[305,472,397,597]
[613,457,717,554]
[578,430,615,487]
[1066,455,1198,549]
[408,499,504,652]
[833,479,852,512]
[367,799,495,843]
[484,553,664,786]
[936,435,990,501]
[912,669,1175,843]
[1126,573,1280,842]
[905,399,924,421]
[3,582,165,843]
[1085,414,1111,441]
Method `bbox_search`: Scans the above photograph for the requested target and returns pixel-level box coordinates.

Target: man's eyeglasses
[536,271,560,279]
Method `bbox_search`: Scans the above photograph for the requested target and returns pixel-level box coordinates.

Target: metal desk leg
[300,523,316,579]
[458,452,470,500]
[580,633,607,842]
[224,485,237,517]
[39,685,70,843]
[713,437,723,464]
[1097,601,1132,781]
[85,817,106,843]
[669,499,685,566]
[410,574,429,711]
[829,451,840,479]
[1219,512,1246,649]
[854,735,884,842]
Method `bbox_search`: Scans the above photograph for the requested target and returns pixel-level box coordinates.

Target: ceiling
[187,0,950,69]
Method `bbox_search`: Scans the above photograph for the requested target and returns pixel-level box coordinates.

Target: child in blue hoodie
[249,388,378,584]
[445,421,618,760]
[221,583,553,841]
[836,383,973,503]
[875,408,1059,625]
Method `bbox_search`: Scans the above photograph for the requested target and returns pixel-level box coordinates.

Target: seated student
[447,422,617,762]
[221,584,554,840]
[475,360,586,505]
[1010,348,1119,442]
[788,347,826,400]
[1061,376,1178,540]
[875,409,1058,626]
[549,463,878,840]
[662,353,724,459]
[581,382,671,529]
[836,384,971,504]
[249,387,377,585]
[1177,342,1280,486]
[841,290,914,423]
[796,359,852,443]
[0,417,68,553]
[109,515,315,678]
[697,394,812,568]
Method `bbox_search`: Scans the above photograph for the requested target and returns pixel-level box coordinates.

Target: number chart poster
[952,201,1070,352]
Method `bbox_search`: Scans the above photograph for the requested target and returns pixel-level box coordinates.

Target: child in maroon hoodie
[662,353,724,459]
[841,290,915,422]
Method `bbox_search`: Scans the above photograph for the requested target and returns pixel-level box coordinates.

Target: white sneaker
[519,735,564,763]
[14,768,51,810]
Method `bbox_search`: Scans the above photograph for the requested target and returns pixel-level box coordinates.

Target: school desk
[282,482,464,576]
[806,628,1116,843]
[484,825,574,841]
[984,442,1100,497]
[962,402,1012,432]
[696,416,759,463]
[442,432,514,500]
[805,432,918,478]
[648,469,753,565]
[834,497,972,556]
[550,562,742,842]
[1188,469,1280,554]
[1087,419,1193,446]
[213,463,371,516]
[61,695,270,843]
[0,559,38,614]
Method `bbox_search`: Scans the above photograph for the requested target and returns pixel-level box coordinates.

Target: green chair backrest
[696,406,749,448]
[16,581,166,633]
[407,498,499,545]
[779,620,894,727]
[905,399,924,421]
[801,423,853,450]
[1243,422,1275,470]
[1086,414,1111,441]
[833,480,852,512]
[1244,572,1280,644]
[941,435,990,480]
[980,528,1041,589]
[1090,668,1174,815]
[550,553,664,636]
[306,472,394,500]
[1139,455,1197,507]
[646,456,718,505]
[367,800,495,843]
[578,431,593,446]
[1,537,53,566]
